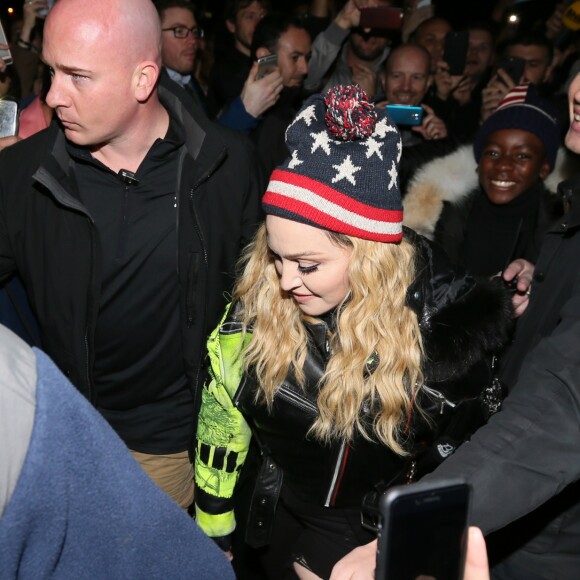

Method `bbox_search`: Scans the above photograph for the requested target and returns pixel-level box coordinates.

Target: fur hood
[402,144,579,240]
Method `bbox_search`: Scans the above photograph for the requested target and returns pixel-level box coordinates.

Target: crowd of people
[0,0,579,579]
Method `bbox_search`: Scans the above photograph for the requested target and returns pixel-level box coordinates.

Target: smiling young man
[402,84,562,277]
[0,0,262,510]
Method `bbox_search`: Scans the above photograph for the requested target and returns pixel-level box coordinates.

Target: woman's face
[266,215,352,316]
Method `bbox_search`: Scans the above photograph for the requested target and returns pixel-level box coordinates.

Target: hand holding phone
[496,56,526,86]
[376,480,471,580]
[256,54,278,80]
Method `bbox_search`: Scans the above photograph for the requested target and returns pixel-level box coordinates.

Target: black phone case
[497,56,526,85]
[443,31,469,76]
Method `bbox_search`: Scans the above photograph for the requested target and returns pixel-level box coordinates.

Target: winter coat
[0,74,263,433]
[0,324,235,580]
[424,177,580,579]
[402,144,576,241]
[194,230,512,543]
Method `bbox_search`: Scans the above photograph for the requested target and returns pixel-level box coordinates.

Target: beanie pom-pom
[324,85,377,141]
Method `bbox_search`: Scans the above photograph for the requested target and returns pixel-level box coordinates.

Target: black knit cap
[473,83,560,169]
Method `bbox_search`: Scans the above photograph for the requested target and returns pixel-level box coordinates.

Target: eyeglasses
[162,26,204,40]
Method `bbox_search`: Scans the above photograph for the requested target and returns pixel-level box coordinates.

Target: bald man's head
[382,44,432,106]
[43,0,164,149]
[46,0,162,67]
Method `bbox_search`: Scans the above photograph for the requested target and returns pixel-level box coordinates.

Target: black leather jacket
[233,230,512,545]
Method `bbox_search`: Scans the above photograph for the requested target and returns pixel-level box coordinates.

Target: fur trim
[403,145,477,239]
[403,145,578,240]
[422,278,513,383]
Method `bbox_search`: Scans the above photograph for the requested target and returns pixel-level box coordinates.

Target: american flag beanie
[262,85,404,243]
[473,83,560,169]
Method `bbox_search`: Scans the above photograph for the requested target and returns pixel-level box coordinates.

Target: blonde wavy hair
[232,223,424,455]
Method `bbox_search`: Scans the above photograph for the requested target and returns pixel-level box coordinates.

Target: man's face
[276,26,311,88]
[160,7,199,75]
[566,73,580,154]
[349,29,391,62]
[478,129,550,205]
[43,14,138,147]
[382,46,431,105]
[228,1,266,53]
[414,18,452,73]
[464,29,493,80]
[506,44,551,85]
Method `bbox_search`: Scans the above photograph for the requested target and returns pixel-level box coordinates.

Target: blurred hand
[330,539,376,579]
[351,61,377,99]
[434,60,464,102]
[240,60,283,118]
[502,259,535,318]
[452,75,475,106]
[545,1,566,40]
[480,71,512,123]
[413,103,447,140]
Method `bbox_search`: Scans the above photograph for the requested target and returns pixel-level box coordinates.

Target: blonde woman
[194,86,512,579]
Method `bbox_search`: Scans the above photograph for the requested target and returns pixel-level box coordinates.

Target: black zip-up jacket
[195,231,513,547]
[0,75,263,435]
[427,180,580,579]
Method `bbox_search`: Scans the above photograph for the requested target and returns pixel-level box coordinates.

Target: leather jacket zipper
[276,384,319,416]
[325,439,349,507]
[422,384,457,414]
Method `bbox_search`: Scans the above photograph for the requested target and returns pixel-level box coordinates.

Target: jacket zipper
[34,167,98,403]
[422,384,457,414]
[325,439,349,507]
[276,384,319,416]
[187,149,227,417]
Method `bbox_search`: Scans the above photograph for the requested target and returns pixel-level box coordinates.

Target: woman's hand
[502,259,535,318]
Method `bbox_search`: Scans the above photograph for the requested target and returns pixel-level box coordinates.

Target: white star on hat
[288,104,317,132]
[362,136,383,160]
[332,155,362,186]
[373,117,397,139]
[396,138,402,163]
[310,130,333,155]
[288,149,304,169]
[388,160,398,190]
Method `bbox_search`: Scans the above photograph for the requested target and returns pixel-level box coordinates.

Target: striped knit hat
[473,83,560,169]
[262,85,404,242]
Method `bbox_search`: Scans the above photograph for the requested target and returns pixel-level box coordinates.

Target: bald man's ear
[134,62,159,102]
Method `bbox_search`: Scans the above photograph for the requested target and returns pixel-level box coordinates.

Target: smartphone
[496,56,526,85]
[359,7,403,30]
[444,31,469,76]
[376,480,471,580]
[0,100,19,138]
[256,54,278,80]
[0,20,13,65]
[386,104,424,126]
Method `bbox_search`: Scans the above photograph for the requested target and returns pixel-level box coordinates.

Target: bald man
[0,0,262,508]
[380,44,448,143]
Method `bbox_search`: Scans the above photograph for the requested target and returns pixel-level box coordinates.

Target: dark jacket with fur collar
[234,230,512,510]
[402,144,575,242]
[195,230,512,547]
